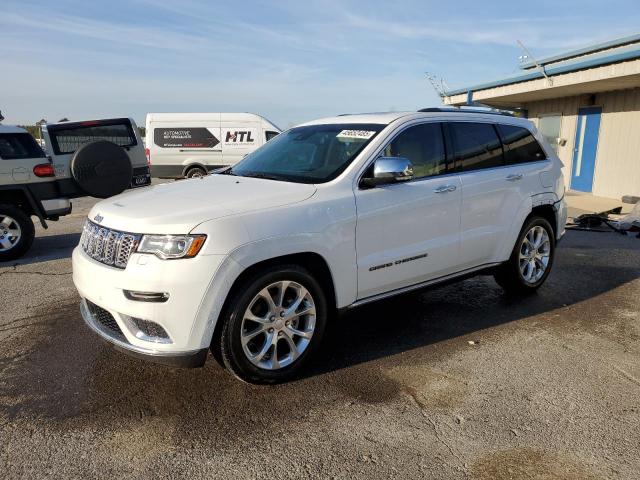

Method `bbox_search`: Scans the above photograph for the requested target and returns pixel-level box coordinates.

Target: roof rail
[418,107,514,117]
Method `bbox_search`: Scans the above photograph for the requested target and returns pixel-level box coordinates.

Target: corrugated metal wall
[526,89,640,199]
[593,89,640,198]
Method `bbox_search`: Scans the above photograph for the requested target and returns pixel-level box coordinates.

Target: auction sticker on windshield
[336,130,376,140]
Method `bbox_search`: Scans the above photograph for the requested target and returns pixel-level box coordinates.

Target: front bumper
[80,299,208,367]
[73,246,227,361]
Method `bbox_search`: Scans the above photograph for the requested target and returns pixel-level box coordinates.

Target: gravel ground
[1,192,639,479]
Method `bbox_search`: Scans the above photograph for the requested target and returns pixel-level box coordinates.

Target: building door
[570,106,602,192]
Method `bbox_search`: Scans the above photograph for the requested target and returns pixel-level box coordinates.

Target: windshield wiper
[215,167,236,175]
[240,172,287,182]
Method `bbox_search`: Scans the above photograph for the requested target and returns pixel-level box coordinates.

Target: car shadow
[302,231,640,379]
[6,232,81,266]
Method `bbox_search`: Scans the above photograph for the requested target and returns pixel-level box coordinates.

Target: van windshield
[227,123,384,183]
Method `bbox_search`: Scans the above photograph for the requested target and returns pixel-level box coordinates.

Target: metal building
[442,34,640,200]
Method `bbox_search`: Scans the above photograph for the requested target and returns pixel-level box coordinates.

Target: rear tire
[494,215,555,294]
[213,265,327,384]
[0,204,35,261]
[185,166,207,178]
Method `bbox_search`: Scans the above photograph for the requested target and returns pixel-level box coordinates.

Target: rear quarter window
[48,120,137,155]
[496,124,546,164]
[0,133,46,160]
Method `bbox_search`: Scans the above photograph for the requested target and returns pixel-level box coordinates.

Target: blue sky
[2,0,640,127]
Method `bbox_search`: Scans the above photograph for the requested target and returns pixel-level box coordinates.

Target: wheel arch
[225,251,337,313]
[530,204,557,236]
[0,185,47,227]
[208,251,338,349]
[496,193,558,263]
[0,189,33,214]
[182,163,209,177]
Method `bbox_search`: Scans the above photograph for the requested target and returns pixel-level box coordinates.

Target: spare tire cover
[70,140,133,198]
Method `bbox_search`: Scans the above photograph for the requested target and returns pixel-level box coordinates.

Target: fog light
[124,290,169,303]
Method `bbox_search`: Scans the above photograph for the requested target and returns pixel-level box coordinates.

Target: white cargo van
[145,113,281,178]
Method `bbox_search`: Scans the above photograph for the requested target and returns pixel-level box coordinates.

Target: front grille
[85,300,126,341]
[80,220,140,268]
[131,317,170,340]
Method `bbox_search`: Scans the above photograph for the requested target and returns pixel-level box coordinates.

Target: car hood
[88,175,317,234]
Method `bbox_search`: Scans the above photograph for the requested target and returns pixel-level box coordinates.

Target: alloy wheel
[0,215,22,252]
[518,225,551,284]
[240,280,316,370]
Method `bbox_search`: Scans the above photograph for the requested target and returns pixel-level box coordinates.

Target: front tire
[494,215,555,294]
[0,204,35,261]
[214,265,327,384]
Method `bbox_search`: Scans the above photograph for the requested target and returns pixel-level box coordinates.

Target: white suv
[73,109,567,383]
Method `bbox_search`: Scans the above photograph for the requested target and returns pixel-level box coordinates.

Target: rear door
[43,118,150,188]
[451,121,549,269]
[448,121,517,269]
[0,132,49,184]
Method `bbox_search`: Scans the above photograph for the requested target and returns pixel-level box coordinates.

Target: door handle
[434,184,457,193]
[506,173,523,181]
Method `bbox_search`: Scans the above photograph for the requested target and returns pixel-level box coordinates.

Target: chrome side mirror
[361,156,414,187]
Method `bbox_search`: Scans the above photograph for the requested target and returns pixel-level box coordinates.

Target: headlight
[137,234,206,259]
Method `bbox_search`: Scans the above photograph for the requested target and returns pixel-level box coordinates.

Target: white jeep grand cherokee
[73,109,567,383]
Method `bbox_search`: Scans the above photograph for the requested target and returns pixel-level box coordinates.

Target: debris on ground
[566,202,640,238]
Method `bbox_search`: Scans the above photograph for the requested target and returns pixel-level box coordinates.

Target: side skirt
[344,262,501,311]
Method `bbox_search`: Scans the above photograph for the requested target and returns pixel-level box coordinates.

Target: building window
[538,115,562,153]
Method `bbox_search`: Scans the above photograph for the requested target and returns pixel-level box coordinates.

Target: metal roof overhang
[444,46,640,107]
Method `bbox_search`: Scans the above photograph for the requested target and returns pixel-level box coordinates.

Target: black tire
[214,265,328,384]
[0,204,35,261]
[71,140,132,198]
[494,215,556,294]
[185,166,207,178]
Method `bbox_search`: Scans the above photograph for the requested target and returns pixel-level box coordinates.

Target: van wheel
[494,215,555,294]
[0,204,35,261]
[185,167,207,178]
[214,265,327,384]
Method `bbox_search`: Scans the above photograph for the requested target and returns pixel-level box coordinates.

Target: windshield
[227,123,384,183]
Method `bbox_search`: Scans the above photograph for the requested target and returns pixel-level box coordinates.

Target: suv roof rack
[418,107,514,117]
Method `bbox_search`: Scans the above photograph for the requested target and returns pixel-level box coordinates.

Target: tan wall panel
[592,89,640,198]
[524,90,640,198]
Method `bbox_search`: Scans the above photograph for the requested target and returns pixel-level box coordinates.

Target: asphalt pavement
[1,191,639,479]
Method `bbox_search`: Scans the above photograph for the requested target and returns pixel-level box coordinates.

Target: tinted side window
[0,133,46,160]
[265,131,279,141]
[383,123,446,178]
[449,122,503,172]
[497,124,546,164]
